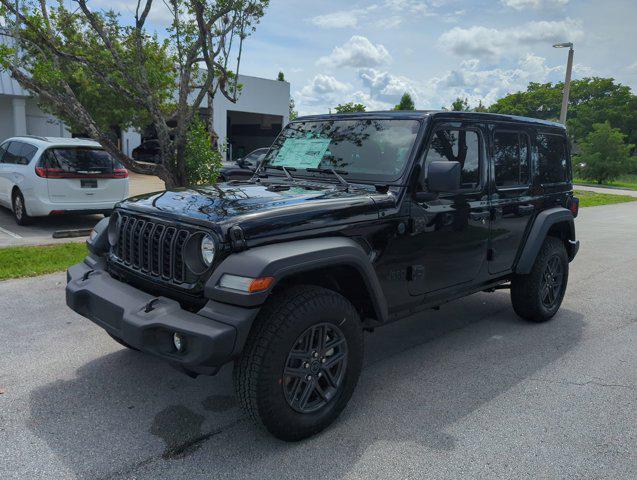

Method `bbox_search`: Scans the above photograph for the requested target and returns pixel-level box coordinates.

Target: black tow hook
[144,298,160,313]
[82,269,95,281]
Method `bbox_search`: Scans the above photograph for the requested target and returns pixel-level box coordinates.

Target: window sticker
[270,137,331,169]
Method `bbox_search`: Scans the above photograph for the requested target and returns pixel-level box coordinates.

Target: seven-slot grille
[112,214,193,284]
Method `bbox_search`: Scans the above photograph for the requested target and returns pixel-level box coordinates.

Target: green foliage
[277,71,285,81]
[473,99,488,112]
[334,102,366,113]
[0,243,87,280]
[394,92,415,111]
[289,97,298,121]
[449,97,469,111]
[185,117,222,185]
[574,122,635,185]
[489,78,637,147]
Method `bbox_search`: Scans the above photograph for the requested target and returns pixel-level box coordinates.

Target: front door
[407,122,490,296]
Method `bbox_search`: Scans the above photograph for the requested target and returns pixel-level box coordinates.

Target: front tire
[12,190,31,226]
[511,236,569,322]
[234,285,364,441]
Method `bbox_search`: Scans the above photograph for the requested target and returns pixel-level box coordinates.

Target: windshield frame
[259,116,426,185]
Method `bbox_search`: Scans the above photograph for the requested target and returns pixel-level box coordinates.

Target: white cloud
[500,0,569,10]
[438,19,583,61]
[311,10,361,29]
[358,68,420,104]
[297,74,352,105]
[317,36,392,68]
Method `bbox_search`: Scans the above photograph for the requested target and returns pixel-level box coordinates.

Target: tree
[449,97,469,111]
[334,102,366,113]
[575,122,635,184]
[394,92,415,111]
[0,0,269,188]
[277,71,285,81]
[289,97,298,121]
[473,99,488,112]
[488,78,637,148]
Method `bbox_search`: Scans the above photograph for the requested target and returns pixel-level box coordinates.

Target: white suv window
[2,142,38,165]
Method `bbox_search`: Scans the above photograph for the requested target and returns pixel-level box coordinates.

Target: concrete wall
[0,96,69,142]
[211,75,290,149]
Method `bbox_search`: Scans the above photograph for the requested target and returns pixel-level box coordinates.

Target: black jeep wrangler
[67,111,579,441]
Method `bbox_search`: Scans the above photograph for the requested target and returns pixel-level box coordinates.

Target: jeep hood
[118,182,385,240]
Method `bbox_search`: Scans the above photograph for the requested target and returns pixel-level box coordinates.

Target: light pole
[554,42,574,124]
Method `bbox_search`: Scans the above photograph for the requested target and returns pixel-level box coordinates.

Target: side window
[537,133,568,184]
[424,128,480,190]
[0,142,9,163]
[493,130,530,188]
[4,142,38,165]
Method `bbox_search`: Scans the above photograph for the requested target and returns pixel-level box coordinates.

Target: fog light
[173,332,185,352]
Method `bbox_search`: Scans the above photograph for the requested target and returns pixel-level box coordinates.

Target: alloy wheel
[282,323,348,414]
[540,255,564,308]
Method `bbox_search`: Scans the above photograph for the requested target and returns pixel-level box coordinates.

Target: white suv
[0,136,129,225]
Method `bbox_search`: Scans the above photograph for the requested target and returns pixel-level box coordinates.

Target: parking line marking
[0,226,22,239]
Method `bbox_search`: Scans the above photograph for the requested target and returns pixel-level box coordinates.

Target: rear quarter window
[537,133,569,184]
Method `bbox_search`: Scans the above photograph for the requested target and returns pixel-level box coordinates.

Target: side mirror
[236,157,246,167]
[426,161,461,193]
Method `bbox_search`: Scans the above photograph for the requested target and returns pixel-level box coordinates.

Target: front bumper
[66,259,258,374]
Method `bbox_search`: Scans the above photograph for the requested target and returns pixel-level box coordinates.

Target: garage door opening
[226,111,282,161]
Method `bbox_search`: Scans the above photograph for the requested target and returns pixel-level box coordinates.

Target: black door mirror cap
[426,161,461,193]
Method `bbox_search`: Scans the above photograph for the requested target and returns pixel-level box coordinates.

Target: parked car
[218,147,269,182]
[67,111,579,441]
[0,136,129,225]
[131,139,161,163]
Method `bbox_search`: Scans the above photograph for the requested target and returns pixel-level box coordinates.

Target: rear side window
[493,131,530,188]
[537,133,568,184]
[424,128,481,189]
[41,148,116,173]
[1,142,38,165]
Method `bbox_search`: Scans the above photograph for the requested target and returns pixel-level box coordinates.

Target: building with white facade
[0,68,290,160]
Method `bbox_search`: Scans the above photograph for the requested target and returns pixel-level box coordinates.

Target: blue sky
[93,0,637,115]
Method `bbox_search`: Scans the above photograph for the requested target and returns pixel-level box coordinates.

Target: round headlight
[200,234,216,267]
[107,212,120,246]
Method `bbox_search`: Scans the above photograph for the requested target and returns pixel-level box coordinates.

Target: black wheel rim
[541,255,564,308]
[282,323,348,414]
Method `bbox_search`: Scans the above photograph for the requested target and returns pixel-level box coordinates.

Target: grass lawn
[574,174,637,191]
[574,189,637,208]
[0,243,87,281]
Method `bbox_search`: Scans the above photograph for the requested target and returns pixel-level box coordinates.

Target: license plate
[81,179,98,188]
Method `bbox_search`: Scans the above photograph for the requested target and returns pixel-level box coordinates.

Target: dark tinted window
[42,148,116,173]
[2,142,38,165]
[493,131,530,187]
[424,129,480,189]
[0,142,8,163]
[537,133,568,183]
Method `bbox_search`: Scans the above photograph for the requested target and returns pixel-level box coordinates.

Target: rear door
[39,147,128,203]
[488,127,535,274]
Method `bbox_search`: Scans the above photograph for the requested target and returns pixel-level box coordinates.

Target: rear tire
[234,285,364,441]
[511,236,569,322]
[12,190,31,226]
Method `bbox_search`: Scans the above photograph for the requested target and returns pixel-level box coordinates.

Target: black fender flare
[515,207,576,274]
[205,237,388,322]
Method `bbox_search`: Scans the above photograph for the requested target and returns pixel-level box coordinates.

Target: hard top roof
[295,110,565,129]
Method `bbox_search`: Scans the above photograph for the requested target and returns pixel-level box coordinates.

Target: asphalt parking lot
[0,202,635,480]
[0,173,165,247]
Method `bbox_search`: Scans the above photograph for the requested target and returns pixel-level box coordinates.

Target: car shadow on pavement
[27,292,584,479]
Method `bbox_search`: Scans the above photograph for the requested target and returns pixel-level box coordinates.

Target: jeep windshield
[260,118,421,183]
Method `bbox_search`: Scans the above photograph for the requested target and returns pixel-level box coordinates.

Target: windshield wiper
[266,164,297,182]
[306,167,350,190]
